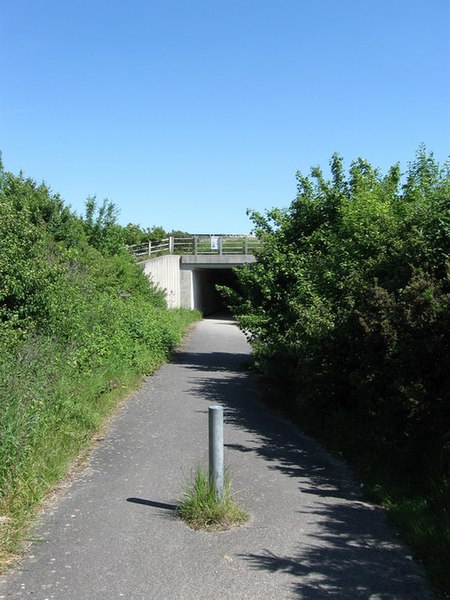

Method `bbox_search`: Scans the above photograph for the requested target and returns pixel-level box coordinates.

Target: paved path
[0,317,435,599]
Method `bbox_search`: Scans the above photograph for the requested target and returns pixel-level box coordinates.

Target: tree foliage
[229,148,450,475]
[0,171,167,344]
[0,160,199,545]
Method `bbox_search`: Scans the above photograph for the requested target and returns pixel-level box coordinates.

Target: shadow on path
[126,498,178,511]
[173,345,434,599]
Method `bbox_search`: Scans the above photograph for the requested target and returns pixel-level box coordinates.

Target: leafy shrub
[225,148,450,591]
[0,158,199,562]
[230,148,450,475]
[226,147,450,591]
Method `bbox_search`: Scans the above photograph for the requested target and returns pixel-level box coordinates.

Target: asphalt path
[0,316,436,599]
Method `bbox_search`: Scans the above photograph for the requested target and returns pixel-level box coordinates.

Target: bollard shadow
[172,344,435,599]
[126,498,178,511]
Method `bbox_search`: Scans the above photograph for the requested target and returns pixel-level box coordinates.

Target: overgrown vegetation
[224,147,450,594]
[178,468,248,531]
[0,158,199,566]
[121,219,191,247]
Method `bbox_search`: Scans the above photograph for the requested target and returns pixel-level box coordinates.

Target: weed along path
[0,316,435,599]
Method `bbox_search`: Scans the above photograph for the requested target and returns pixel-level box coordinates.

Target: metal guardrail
[130,234,261,259]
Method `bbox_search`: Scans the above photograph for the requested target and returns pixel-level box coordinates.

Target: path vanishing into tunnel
[0,316,436,599]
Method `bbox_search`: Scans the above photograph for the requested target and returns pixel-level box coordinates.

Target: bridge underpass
[189,265,239,315]
[136,234,259,315]
[141,253,257,315]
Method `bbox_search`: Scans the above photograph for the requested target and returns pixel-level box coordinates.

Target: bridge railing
[130,234,261,260]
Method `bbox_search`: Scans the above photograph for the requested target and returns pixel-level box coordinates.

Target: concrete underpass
[190,267,239,315]
[141,254,256,315]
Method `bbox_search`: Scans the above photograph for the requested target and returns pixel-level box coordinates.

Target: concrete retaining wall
[142,255,181,308]
[141,253,257,312]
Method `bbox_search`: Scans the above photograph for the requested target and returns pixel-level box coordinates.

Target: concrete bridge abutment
[142,254,256,315]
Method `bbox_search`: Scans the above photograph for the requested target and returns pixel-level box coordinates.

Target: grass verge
[178,468,248,532]
[361,470,450,598]
[0,309,200,573]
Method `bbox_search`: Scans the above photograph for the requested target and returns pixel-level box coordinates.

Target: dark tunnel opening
[192,268,240,316]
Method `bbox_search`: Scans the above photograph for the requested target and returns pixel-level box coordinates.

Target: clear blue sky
[1,0,449,233]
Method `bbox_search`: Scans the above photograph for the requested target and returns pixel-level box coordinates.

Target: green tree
[228,149,450,472]
[82,197,124,254]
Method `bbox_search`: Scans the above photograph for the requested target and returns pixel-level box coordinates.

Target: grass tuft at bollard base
[178,467,248,532]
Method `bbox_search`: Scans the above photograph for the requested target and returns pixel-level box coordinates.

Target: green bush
[226,148,450,593]
[230,148,449,470]
[0,159,199,564]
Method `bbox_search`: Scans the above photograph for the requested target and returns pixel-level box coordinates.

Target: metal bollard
[208,405,224,501]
